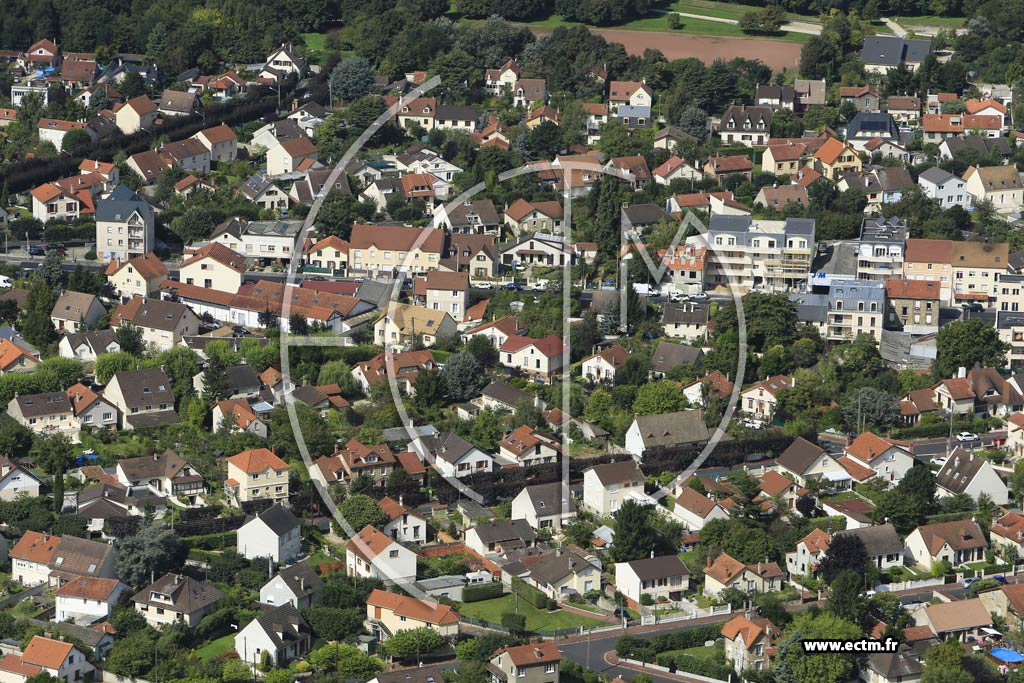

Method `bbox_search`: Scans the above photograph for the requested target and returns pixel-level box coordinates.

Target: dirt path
[529,27,803,71]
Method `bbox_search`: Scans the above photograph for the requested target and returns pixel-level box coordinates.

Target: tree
[935,319,1008,378]
[527,120,562,159]
[94,352,137,384]
[20,276,58,348]
[330,57,377,103]
[61,128,91,153]
[201,353,231,404]
[413,368,446,411]
[339,494,388,530]
[674,106,707,141]
[383,626,445,659]
[115,323,145,356]
[465,335,498,367]
[795,494,816,518]
[922,639,972,683]
[301,605,365,641]
[610,500,674,562]
[106,631,156,678]
[776,611,861,683]
[114,521,188,588]
[441,352,485,403]
[0,414,33,458]
[898,464,937,511]
[32,432,74,475]
[41,251,65,289]
[631,381,688,415]
[317,360,360,397]
[307,643,383,678]
[826,569,867,625]
[841,386,900,431]
[799,35,835,80]
[346,95,387,130]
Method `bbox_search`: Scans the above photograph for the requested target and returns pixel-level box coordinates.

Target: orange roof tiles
[838,455,877,482]
[367,588,459,624]
[0,338,37,371]
[11,531,59,565]
[345,525,395,562]
[493,641,561,666]
[22,637,74,670]
[884,278,942,300]
[814,137,852,165]
[227,448,288,473]
[55,576,122,600]
[721,615,778,651]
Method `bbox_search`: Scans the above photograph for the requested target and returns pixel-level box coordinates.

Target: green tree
[934,319,1009,379]
[39,250,63,289]
[114,521,188,588]
[632,381,688,415]
[441,352,484,403]
[776,612,861,683]
[826,569,867,624]
[841,386,900,431]
[339,494,388,530]
[307,643,383,677]
[922,639,972,683]
[383,626,445,659]
[106,630,156,678]
[317,360,360,397]
[330,57,377,103]
[610,500,676,562]
[0,414,33,457]
[94,352,138,384]
[817,533,867,583]
[115,323,145,356]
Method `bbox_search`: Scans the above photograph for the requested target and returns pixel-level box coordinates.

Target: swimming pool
[990,648,1024,663]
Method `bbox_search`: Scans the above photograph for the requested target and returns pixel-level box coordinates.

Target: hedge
[656,653,732,681]
[511,577,549,609]
[185,531,237,550]
[616,625,722,662]
[462,582,505,603]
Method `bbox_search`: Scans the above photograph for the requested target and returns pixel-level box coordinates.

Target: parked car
[961,302,984,313]
[500,283,519,291]
[930,456,948,467]
[963,576,978,589]
[994,575,1008,585]
[46,243,65,255]
[27,245,45,256]
[688,292,710,301]
[956,432,979,443]
[475,282,494,290]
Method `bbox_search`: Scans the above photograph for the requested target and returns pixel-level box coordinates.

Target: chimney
[958,366,967,378]
[706,557,713,569]
[174,574,182,585]
[299,576,305,592]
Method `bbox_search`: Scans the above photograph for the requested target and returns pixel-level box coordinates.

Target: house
[116,450,204,501]
[839,167,915,208]
[703,553,784,597]
[614,556,690,608]
[234,603,311,667]
[526,106,559,129]
[488,641,560,683]
[0,455,41,502]
[606,156,652,189]
[180,242,246,294]
[110,296,200,352]
[351,349,438,394]
[717,105,771,147]
[348,224,445,279]
[963,165,1024,211]
[192,124,238,162]
[304,235,349,274]
[935,448,1010,505]
[582,461,645,516]
[511,482,576,533]
[845,113,901,150]
[239,173,289,212]
[821,499,875,530]
[345,525,417,584]
[113,95,157,134]
[313,440,394,485]
[761,141,813,177]
[132,573,225,627]
[262,43,308,79]
[843,432,915,486]
[860,35,931,73]
[499,334,566,379]
[756,84,797,110]
[419,431,494,479]
[413,271,470,321]
[501,233,572,267]
[886,95,921,123]
[155,89,196,117]
[485,60,519,95]
[620,203,671,235]
[49,291,105,334]
[702,155,754,184]
[440,234,498,279]
[939,135,1010,160]
[512,79,546,109]
[608,81,652,111]
[581,345,628,383]
[378,496,427,544]
[105,252,168,301]
[30,179,96,223]
[66,383,119,433]
[103,367,178,430]
[472,379,535,414]
[722,615,779,675]
[96,184,156,262]
[0,338,38,375]
[905,519,987,570]
[672,487,728,531]
[754,185,809,211]
[918,167,971,209]
[365,589,460,641]
[949,241,1009,306]
[919,598,992,642]
[213,398,268,438]
[499,425,560,467]
[54,576,128,624]
[260,562,324,609]
[159,138,211,174]
[237,504,301,564]
[11,532,117,587]
[526,547,602,601]
[652,155,702,186]
[434,200,501,235]
[840,85,881,113]
[657,245,706,294]
[785,528,830,576]
[624,410,713,460]
[650,340,704,378]
[833,524,904,570]
[226,448,289,504]
[466,519,538,556]
[864,136,911,162]
[267,137,318,177]
[37,118,87,149]
[775,437,844,487]
[813,138,862,180]
[8,392,79,443]
[662,302,710,341]
[0,636,94,683]
[374,303,458,349]
[740,375,792,424]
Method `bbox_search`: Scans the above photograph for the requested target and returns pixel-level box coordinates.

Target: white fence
[874,576,946,592]
[640,603,732,626]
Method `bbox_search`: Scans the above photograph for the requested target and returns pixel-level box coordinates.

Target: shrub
[84,250,96,260]
[545,598,558,611]
[667,14,682,29]
[462,582,504,603]
[501,612,526,635]
[511,577,548,609]
[640,594,655,606]
[656,653,732,680]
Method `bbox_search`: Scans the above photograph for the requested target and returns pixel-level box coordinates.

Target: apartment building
[856,216,907,281]
[96,185,155,262]
[903,238,953,303]
[793,277,886,343]
[950,240,1009,306]
[348,225,444,279]
[698,215,815,293]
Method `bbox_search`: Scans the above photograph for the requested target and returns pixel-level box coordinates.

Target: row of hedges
[616,625,722,661]
[185,531,237,550]
[511,576,549,609]
[463,581,505,603]
[655,653,732,681]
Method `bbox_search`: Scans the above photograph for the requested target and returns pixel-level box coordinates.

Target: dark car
[500,282,519,291]
[27,245,45,257]
[961,302,984,313]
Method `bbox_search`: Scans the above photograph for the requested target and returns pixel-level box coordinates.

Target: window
[389,549,399,558]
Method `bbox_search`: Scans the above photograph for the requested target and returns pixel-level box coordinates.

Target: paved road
[883,18,907,37]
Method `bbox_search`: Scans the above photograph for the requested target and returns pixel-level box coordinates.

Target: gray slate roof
[252,504,300,537]
[633,410,712,449]
[96,185,153,223]
[860,36,932,66]
[651,340,704,375]
[522,482,576,517]
[834,523,903,557]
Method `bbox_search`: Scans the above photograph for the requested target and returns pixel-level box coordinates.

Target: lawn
[669,0,818,23]
[520,12,810,43]
[895,15,966,28]
[458,595,607,632]
[195,634,236,660]
[679,551,704,574]
[661,644,725,662]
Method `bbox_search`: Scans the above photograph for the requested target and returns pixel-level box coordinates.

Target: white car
[688,292,710,301]
[475,282,494,290]
[930,456,948,467]
[956,432,979,443]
